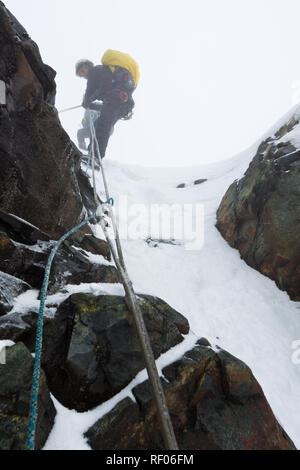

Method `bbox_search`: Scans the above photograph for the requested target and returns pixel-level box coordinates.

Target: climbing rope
[27,113,179,451]
[26,209,107,450]
[89,118,127,271]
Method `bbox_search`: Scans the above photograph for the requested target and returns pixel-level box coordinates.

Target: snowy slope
[44,107,300,450]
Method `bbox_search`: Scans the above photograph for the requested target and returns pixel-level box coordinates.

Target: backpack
[101,50,140,90]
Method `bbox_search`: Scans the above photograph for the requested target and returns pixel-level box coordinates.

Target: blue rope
[105,197,114,206]
[26,211,97,450]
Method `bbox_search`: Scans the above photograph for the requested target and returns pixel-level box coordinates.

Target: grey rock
[0,271,31,316]
[85,343,296,450]
[216,116,300,301]
[194,178,207,185]
[0,342,56,450]
[0,210,50,246]
[42,293,190,411]
[197,337,211,347]
[85,397,145,450]
[0,3,96,239]
[0,227,117,294]
[70,232,111,261]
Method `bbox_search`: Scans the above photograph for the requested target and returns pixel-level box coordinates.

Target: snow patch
[0,340,15,353]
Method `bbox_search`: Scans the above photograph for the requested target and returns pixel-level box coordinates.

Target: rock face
[216,116,300,300]
[41,293,189,412]
[85,341,295,450]
[0,207,119,351]
[0,342,56,450]
[0,1,96,239]
[0,271,30,316]
[0,212,117,294]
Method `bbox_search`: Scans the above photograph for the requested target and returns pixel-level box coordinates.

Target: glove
[82,99,91,109]
[121,110,134,121]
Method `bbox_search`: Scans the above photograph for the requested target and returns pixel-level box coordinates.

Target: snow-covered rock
[0,271,30,316]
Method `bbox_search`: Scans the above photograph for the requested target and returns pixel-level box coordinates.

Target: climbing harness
[27,113,179,451]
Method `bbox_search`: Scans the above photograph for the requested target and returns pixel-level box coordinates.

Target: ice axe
[58,105,82,114]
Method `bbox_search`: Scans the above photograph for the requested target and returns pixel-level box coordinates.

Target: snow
[13,105,300,449]
[278,124,300,148]
[0,339,14,353]
[10,289,40,315]
[0,271,29,305]
[71,245,115,267]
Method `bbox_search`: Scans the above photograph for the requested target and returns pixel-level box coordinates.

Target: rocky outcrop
[0,271,30,316]
[216,116,300,300]
[0,1,96,239]
[177,178,207,189]
[0,207,119,360]
[41,293,189,412]
[85,341,295,450]
[0,342,56,450]
[0,1,123,448]
[0,210,50,245]
[0,212,117,294]
[70,232,111,260]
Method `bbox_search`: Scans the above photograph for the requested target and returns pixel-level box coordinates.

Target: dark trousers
[94,91,132,159]
[94,102,121,159]
[77,127,90,150]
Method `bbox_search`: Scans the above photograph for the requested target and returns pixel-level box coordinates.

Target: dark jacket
[82,65,113,108]
[82,65,135,159]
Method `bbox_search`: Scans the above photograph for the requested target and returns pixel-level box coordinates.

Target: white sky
[4,0,300,167]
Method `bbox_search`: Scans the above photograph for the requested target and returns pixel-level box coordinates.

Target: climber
[75,58,135,160]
